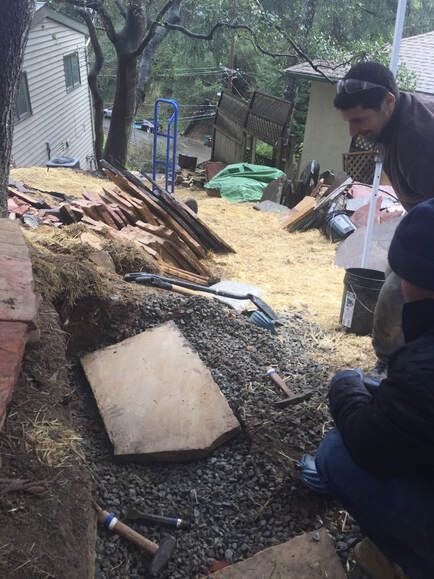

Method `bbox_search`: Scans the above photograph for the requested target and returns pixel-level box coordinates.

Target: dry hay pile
[26,224,158,312]
[11,166,105,197]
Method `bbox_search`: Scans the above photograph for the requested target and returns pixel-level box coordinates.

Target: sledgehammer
[95,503,175,576]
[267,367,316,407]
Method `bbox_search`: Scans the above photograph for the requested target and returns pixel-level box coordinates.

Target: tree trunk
[136,0,182,106]
[0,0,34,216]
[103,54,138,166]
[90,73,105,170]
[82,10,104,170]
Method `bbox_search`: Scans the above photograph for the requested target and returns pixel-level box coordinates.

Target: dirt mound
[0,300,96,579]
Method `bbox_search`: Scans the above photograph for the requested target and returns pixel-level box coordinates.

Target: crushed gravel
[69,293,355,578]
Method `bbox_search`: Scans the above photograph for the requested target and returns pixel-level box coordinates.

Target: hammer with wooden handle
[95,503,175,576]
[266,367,316,407]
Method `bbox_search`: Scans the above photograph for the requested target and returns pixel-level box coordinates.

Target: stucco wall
[299,81,350,175]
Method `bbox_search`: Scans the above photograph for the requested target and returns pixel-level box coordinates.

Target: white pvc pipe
[390,0,408,76]
[361,157,383,267]
[361,0,407,267]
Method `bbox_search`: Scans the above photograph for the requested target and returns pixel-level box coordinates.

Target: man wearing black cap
[334,61,434,211]
[334,61,434,361]
[299,199,434,579]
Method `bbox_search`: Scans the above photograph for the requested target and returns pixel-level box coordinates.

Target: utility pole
[228,34,236,92]
[227,0,238,93]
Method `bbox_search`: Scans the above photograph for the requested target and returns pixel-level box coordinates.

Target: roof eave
[32,5,88,36]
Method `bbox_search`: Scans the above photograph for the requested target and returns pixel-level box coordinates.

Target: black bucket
[340,268,385,335]
[323,211,356,242]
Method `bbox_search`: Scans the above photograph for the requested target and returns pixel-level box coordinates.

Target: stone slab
[254,200,291,215]
[81,321,240,461]
[0,219,27,246]
[0,255,38,323]
[209,280,262,313]
[0,321,28,428]
[210,529,346,579]
[0,219,37,324]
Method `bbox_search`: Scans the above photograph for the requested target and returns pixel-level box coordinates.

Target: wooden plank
[80,321,240,461]
[210,530,346,578]
[93,204,119,229]
[102,187,154,226]
[119,225,208,275]
[7,187,49,208]
[104,227,160,259]
[159,263,212,285]
[135,221,177,241]
[100,189,137,224]
[59,203,79,224]
[82,190,104,204]
[101,187,135,211]
[164,239,211,277]
[101,162,222,256]
[124,166,235,253]
[280,196,316,230]
[177,198,235,254]
[114,185,158,227]
[109,205,129,228]
[105,170,207,259]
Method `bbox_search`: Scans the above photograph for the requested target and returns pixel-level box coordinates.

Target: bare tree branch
[136,0,182,104]
[252,0,335,84]
[273,23,334,83]
[136,0,181,104]
[161,21,296,60]
[97,4,119,45]
[133,0,181,56]
[61,0,118,45]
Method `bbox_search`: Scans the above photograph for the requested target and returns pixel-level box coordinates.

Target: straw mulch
[11,167,105,197]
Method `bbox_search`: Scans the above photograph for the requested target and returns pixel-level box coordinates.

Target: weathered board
[280,195,316,231]
[210,529,346,578]
[81,321,240,461]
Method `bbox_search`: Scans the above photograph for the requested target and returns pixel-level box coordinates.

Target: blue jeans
[316,429,434,579]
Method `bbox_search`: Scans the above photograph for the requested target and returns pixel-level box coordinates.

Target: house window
[15,72,32,122]
[63,52,81,91]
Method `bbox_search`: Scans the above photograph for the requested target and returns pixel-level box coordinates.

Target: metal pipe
[152,98,179,194]
[361,0,407,266]
[390,0,408,76]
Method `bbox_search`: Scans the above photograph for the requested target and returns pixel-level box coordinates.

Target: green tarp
[204,163,285,203]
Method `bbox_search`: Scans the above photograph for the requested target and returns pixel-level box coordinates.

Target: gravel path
[70,294,349,578]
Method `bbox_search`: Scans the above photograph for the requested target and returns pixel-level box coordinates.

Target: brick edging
[0,219,38,427]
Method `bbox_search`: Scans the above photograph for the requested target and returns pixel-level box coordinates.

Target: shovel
[124,272,282,323]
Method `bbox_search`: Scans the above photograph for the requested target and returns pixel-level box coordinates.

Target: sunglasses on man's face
[336,79,389,94]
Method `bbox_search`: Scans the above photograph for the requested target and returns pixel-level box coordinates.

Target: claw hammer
[95,503,175,576]
[267,367,316,407]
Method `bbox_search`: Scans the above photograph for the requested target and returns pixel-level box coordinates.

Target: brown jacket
[377,92,434,211]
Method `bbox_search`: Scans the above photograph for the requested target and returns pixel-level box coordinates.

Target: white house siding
[12,16,94,169]
[299,81,351,175]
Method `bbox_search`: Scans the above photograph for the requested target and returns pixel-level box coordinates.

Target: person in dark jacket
[300,199,434,579]
[335,61,434,362]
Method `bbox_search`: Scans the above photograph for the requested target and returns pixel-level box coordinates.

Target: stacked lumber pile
[280,178,353,232]
[7,162,234,285]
